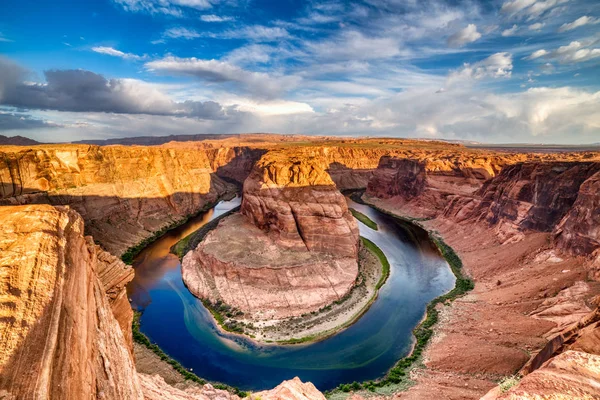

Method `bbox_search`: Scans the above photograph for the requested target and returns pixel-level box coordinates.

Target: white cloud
[0,32,12,42]
[145,56,301,98]
[502,24,519,36]
[163,27,201,40]
[525,49,549,60]
[500,0,570,19]
[527,41,600,64]
[112,0,214,16]
[448,52,513,84]
[558,16,599,32]
[554,41,600,63]
[219,26,290,41]
[528,22,545,31]
[307,31,404,61]
[447,24,481,47]
[201,14,234,22]
[91,46,145,60]
[500,0,536,14]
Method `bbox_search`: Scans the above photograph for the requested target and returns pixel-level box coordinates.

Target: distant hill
[0,134,40,146]
[73,134,240,146]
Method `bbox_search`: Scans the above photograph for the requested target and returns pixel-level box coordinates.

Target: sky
[0,0,599,144]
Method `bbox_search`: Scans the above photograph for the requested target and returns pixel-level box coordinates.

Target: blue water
[127,196,455,391]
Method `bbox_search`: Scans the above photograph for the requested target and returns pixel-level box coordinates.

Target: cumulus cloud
[528,22,544,31]
[448,52,513,84]
[502,24,519,36]
[145,56,300,98]
[163,27,201,40]
[525,49,549,59]
[0,57,236,120]
[447,24,481,47]
[558,16,599,32]
[91,46,145,60]
[200,14,234,22]
[525,41,600,63]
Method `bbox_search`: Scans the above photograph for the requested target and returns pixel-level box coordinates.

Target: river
[127,196,455,391]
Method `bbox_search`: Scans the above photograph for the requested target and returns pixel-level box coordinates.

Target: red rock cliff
[241,151,359,258]
[0,205,143,399]
[366,157,427,200]
[0,145,237,255]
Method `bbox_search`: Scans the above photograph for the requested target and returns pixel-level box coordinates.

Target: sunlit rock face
[182,151,360,320]
[0,145,236,255]
[366,157,427,200]
[0,204,143,400]
[241,151,359,258]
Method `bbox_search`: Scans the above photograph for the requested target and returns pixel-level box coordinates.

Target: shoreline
[185,235,390,346]
[326,192,474,396]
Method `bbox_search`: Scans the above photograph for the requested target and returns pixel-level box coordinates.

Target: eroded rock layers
[366,157,427,200]
[241,151,359,257]
[183,151,360,320]
[0,145,236,255]
[0,205,143,400]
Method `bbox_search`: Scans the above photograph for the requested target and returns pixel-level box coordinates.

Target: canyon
[182,150,360,323]
[1,136,599,399]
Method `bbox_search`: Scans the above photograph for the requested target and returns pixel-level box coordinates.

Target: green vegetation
[350,208,378,230]
[171,206,241,259]
[361,237,389,290]
[499,375,521,393]
[132,311,248,397]
[200,299,252,335]
[326,204,474,398]
[120,193,237,265]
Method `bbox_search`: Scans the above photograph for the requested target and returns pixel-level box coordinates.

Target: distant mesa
[0,134,40,146]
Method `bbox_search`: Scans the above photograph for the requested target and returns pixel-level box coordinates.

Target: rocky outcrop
[0,204,143,399]
[441,162,600,246]
[241,151,359,258]
[182,213,358,319]
[554,170,600,256]
[0,145,236,255]
[366,157,426,200]
[91,239,136,351]
[481,350,600,400]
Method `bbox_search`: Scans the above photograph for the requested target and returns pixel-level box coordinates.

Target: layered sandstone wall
[0,145,236,255]
[0,204,143,399]
[366,157,427,200]
[441,162,600,248]
[241,151,359,258]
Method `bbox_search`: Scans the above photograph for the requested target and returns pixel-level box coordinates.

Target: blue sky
[0,0,599,143]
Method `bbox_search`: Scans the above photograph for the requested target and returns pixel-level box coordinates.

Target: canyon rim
[1,0,600,398]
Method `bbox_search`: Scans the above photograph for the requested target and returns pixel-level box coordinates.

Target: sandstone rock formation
[0,204,334,400]
[0,145,236,255]
[182,213,359,319]
[241,151,359,257]
[554,170,600,256]
[183,151,360,320]
[0,204,143,399]
[481,350,600,400]
[366,157,426,200]
[441,162,600,246]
